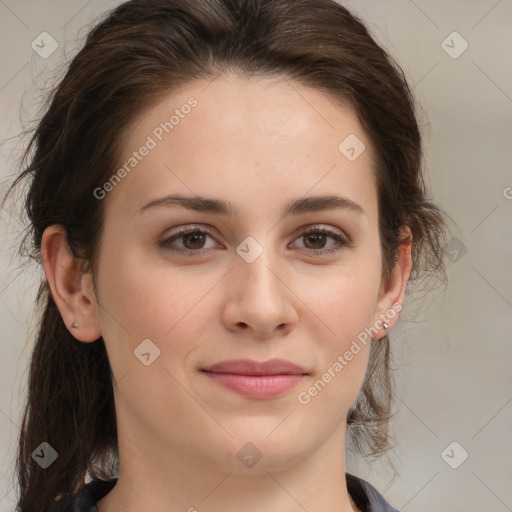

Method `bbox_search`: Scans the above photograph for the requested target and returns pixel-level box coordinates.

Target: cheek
[294,272,375,417]
[291,262,380,400]
[94,242,218,377]
[297,262,381,340]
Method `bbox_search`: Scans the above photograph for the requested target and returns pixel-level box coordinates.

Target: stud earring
[71,322,78,328]
[382,322,389,331]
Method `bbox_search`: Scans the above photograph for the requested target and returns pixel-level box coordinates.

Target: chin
[198,427,314,474]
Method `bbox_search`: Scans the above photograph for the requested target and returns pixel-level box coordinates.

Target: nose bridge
[235,234,283,302]
[227,232,296,333]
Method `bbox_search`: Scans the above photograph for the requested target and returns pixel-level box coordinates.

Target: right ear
[41,225,102,342]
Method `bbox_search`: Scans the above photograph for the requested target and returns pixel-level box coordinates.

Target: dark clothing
[55,473,399,511]
[346,473,400,511]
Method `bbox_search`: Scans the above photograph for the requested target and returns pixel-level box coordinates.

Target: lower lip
[203,371,306,398]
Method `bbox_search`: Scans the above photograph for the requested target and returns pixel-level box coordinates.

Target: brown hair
[4,0,452,510]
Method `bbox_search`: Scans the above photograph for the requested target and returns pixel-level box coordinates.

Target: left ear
[373,226,413,338]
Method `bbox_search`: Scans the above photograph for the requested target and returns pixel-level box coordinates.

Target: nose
[221,245,298,339]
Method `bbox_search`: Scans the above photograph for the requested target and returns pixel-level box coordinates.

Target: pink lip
[201,358,308,399]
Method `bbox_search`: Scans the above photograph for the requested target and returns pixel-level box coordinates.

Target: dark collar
[346,473,399,512]
[58,473,398,512]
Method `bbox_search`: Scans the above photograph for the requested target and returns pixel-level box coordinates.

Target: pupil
[184,232,205,249]
[305,233,325,249]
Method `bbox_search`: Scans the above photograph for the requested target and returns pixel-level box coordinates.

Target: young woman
[5,0,450,511]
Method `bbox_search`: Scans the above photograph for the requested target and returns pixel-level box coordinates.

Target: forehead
[105,74,377,221]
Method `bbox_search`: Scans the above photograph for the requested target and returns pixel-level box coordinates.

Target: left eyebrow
[283,194,366,218]
[139,193,366,218]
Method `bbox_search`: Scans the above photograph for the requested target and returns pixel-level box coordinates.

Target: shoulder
[51,478,118,512]
[346,472,400,512]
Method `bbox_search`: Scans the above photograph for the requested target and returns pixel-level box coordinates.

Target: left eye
[291,226,349,254]
[159,224,349,256]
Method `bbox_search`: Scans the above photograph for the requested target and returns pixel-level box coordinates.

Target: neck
[97,422,359,512]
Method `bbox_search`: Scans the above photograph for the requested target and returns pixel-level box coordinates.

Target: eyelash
[159,224,351,257]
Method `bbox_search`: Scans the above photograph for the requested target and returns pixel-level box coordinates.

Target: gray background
[1,1,511,510]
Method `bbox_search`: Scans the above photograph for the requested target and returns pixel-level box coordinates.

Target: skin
[42,74,412,512]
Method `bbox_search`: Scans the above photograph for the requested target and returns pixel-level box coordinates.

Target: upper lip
[202,358,308,375]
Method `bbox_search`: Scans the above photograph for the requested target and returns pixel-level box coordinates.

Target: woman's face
[79,75,409,473]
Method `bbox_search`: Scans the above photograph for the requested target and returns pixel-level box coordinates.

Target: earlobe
[374,226,413,337]
[41,225,102,342]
